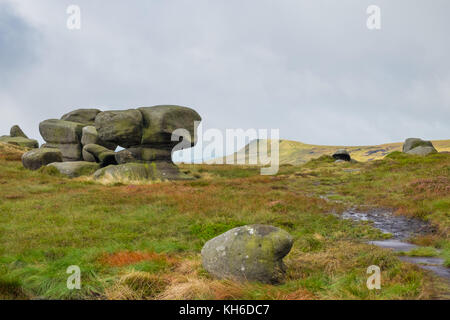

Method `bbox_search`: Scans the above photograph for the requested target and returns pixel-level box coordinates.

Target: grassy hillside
[0,142,449,300]
[220,139,450,165]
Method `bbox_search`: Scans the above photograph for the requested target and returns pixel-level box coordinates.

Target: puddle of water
[369,240,418,252]
[342,209,449,281]
[342,209,434,240]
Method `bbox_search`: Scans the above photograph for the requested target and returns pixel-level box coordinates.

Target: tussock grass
[0,147,449,299]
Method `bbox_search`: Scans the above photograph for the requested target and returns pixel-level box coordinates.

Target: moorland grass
[0,144,448,299]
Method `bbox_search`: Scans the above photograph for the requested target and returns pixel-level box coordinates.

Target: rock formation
[201,224,293,284]
[21,105,201,180]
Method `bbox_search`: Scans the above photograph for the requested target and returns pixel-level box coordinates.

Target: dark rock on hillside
[332,149,351,161]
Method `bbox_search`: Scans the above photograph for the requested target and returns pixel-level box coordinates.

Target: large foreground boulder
[22,148,63,170]
[201,225,293,284]
[403,138,437,156]
[0,136,39,149]
[47,161,100,178]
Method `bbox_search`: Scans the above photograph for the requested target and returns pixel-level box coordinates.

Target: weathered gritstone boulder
[10,125,28,138]
[403,138,437,155]
[82,144,117,166]
[332,149,351,162]
[115,146,172,164]
[138,105,201,146]
[44,143,81,161]
[406,145,437,156]
[47,161,100,178]
[94,162,192,182]
[61,108,101,125]
[95,109,143,148]
[115,149,136,164]
[39,119,84,144]
[81,126,116,150]
[22,148,63,170]
[39,119,86,161]
[0,136,39,149]
[201,225,293,284]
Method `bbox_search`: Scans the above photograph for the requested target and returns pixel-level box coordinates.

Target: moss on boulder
[95,109,143,148]
[138,105,201,146]
[22,148,63,170]
[61,108,101,125]
[0,136,38,149]
[201,225,293,284]
[10,125,28,138]
[39,119,84,144]
[81,126,117,150]
[47,161,100,178]
[406,145,437,156]
[403,138,437,154]
[82,144,117,166]
[93,162,192,183]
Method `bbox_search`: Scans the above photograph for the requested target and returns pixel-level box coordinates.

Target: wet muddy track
[341,208,449,281]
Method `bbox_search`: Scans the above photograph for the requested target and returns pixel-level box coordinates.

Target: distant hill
[216,139,450,165]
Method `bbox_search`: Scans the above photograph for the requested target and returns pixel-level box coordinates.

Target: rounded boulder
[201,224,293,284]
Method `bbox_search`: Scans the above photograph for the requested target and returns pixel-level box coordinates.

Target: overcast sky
[1,0,449,155]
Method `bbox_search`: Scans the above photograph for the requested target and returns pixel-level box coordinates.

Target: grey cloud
[0,0,449,150]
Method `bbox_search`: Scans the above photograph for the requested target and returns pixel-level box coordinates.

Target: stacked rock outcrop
[21,105,201,181]
[93,105,201,181]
